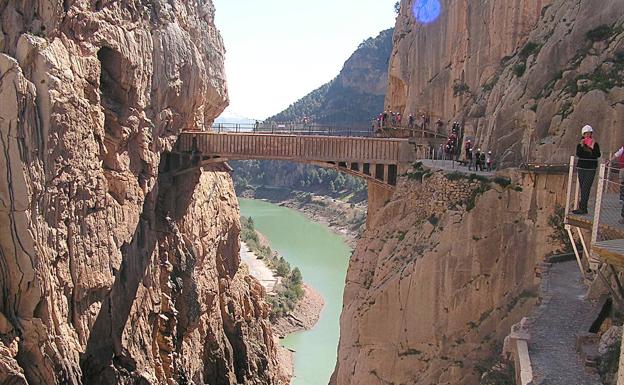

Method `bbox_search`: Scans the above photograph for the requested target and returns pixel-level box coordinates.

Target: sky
[213,0,397,120]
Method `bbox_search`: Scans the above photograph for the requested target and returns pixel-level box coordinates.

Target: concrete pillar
[366,182,393,228]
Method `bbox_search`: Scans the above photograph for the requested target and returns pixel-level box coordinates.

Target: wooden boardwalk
[593,239,624,267]
[177,132,423,189]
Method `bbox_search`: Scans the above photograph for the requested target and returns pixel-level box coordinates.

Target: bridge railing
[210,122,449,140]
[590,162,624,257]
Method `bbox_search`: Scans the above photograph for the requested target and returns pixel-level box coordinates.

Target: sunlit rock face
[332,171,563,385]
[333,1,624,384]
[387,0,624,165]
[0,1,284,384]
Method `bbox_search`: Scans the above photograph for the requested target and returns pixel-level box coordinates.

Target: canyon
[1,0,624,385]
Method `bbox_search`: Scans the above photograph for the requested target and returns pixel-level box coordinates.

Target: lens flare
[412,0,442,24]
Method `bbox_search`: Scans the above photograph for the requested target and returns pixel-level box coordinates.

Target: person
[465,140,472,164]
[486,151,493,171]
[467,148,474,170]
[479,151,486,171]
[408,114,414,129]
[608,144,624,224]
[573,125,601,215]
[475,148,482,171]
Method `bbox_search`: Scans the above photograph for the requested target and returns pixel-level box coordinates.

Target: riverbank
[239,227,325,382]
[239,187,365,247]
[240,198,352,385]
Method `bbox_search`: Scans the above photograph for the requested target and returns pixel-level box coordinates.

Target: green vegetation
[548,204,572,252]
[482,75,499,91]
[564,56,624,96]
[519,42,541,59]
[493,177,511,188]
[474,345,515,385]
[240,217,305,319]
[231,160,367,203]
[453,82,470,96]
[407,162,433,182]
[586,24,617,42]
[512,62,526,77]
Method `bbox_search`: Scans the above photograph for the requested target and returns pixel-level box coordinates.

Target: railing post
[565,155,575,220]
[590,163,607,256]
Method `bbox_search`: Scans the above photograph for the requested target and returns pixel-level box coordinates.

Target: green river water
[239,198,351,385]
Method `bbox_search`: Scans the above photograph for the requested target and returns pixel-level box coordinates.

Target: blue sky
[213,0,396,120]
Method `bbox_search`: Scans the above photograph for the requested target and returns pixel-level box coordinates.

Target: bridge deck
[178,132,418,165]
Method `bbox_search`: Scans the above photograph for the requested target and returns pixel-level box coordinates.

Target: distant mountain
[267,28,393,126]
[215,112,256,125]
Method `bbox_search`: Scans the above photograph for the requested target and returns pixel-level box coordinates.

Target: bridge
[176,131,422,189]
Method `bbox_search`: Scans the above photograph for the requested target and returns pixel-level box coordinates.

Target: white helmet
[581,125,593,134]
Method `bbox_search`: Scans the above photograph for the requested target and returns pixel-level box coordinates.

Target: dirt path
[528,261,602,385]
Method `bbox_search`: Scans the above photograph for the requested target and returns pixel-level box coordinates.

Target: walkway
[528,261,602,385]
[419,159,495,176]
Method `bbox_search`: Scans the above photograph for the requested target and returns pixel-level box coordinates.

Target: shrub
[586,24,613,42]
[513,62,526,77]
[453,82,470,96]
[519,42,541,58]
[493,177,511,188]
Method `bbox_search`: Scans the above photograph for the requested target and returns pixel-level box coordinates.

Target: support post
[590,163,607,263]
[566,224,586,279]
[565,155,575,219]
[576,227,597,271]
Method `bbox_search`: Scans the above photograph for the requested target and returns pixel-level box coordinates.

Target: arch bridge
[173,129,444,190]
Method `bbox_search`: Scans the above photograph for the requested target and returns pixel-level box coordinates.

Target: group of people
[375,111,406,128]
[464,141,494,172]
[374,111,439,131]
[572,125,624,225]
[436,123,494,172]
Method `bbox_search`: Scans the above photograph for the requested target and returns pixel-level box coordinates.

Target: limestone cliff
[333,1,624,384]
[0,1,282,384]
[388,0,624,165]
[332,171,564,385]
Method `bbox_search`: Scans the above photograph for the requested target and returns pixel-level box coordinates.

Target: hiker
[486,151,493,171]
[608,144,624,224]
[475,148,482,170]
[573,125,601,215]
[408,114,414,129]
[479,151,486,171]
[465,140,472,162]
[467,148,474,170]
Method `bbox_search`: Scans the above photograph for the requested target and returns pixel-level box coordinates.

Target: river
[239,198,351,385]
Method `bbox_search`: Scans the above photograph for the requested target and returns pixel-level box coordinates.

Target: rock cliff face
[332,171,564,385]
[388,0,624,165]
[268,28,394,125]
[0,1,282,384]
[334,1,624,384]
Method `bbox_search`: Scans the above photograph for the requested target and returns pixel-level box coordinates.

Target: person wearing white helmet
[572,125,601,215]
